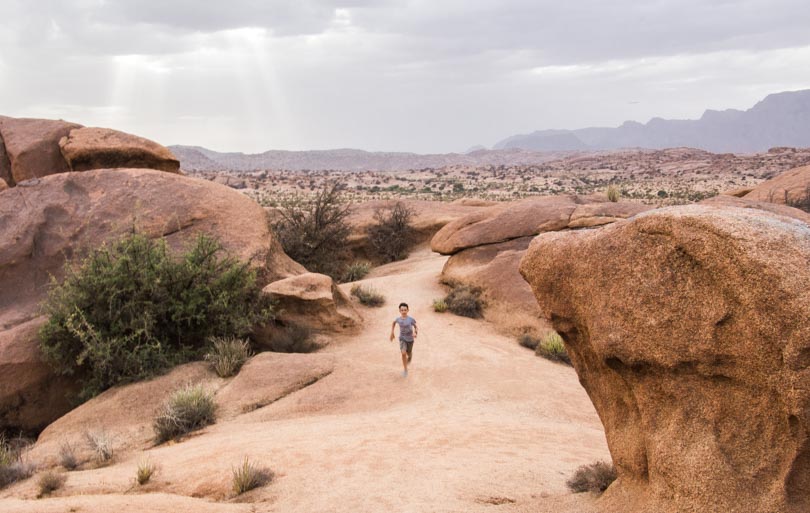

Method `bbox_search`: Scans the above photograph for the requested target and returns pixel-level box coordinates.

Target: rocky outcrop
[431,195,649,255]
[262,273,361,332]
[0,116,81,183]
[519,204,810,513]
[744,164,810,205]
[0,168,304,431]
[59,127,181,174]
[0,127,12,186]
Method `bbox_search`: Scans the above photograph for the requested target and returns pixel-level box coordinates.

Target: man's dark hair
[399,302,409,309]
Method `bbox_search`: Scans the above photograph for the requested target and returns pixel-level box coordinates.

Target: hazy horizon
[2,0,810,154]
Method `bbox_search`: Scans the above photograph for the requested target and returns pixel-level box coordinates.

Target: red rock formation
[744,164,810,205]
[262,273,361,333]
[0,116,81,183]
[519,204,810,513]
[59,127,181,174]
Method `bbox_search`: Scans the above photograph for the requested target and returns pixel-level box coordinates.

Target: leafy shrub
[566,461,617,494]
[342,261,372,282]
[444,282,485,318]
[205,337,252,378]
[518,334,540,350]
[367,202,416,262]
[350,285,385,307]
[39,232,272,399]
[59,441,78,470]
[136,458,156,485]
[153,384,217,443]
[606,185,620,202]
[432,298,447,313]
[264,323,320,353]
[535,331,571,365]
[232,456,273,495]
[84,430,114,465]
[273,182,352,280]
[37,471,65,497]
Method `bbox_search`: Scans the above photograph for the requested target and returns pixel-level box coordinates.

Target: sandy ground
[1,247,609,512]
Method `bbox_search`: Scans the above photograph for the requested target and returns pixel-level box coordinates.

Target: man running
[390,302,418,377]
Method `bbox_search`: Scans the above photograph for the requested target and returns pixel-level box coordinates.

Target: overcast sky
[1,0,810,153]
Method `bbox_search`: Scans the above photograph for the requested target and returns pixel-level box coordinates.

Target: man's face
[399,306,409,317]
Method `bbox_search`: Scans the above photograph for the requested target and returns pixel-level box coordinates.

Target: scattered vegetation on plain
[232,456,273,495]
[153,384,217,443]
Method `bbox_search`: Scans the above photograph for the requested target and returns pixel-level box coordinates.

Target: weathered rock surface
[0,128,12,186]
[431,195,650,255]
[0,116,81,183]
[59,127,181,174]
[0,317,79,434]
[519,204,810,513]
[701,194,810,223]
[0,178,7,192]
[0,168,303,431]
[347,199,493,261]
[744,164,810,205]
[262,273,361,332]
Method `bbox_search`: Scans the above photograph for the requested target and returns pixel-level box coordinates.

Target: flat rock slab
[59,126,180,173]
[0,116,81,183]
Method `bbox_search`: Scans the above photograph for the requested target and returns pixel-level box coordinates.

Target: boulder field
[519,204,810,513]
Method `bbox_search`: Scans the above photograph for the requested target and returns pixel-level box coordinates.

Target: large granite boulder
[59,127,181,174]
[262,273,361,332]
[519,204,810,513]
[0,168,304,431]
[0,116,81,183]
[744,164,810,205]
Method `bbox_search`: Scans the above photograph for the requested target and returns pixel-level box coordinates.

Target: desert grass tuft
[232,456,273,495]
[606,184,620,202]
[350,284,385,307]
[136,457,156,485]
[84,430,114,465]
[58,441,78,470]
[205,336,252,378]
[432,298,448,313]
[342,261,372,282]
[0,434,35,488]
[153,384,217,443]
[535,331,571,365]
[566,460,617,494]
[37,471,66,497]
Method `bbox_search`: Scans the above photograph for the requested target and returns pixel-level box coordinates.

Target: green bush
[350,284,385,307]
[432,298,447,313]
[205,337,252,378]
[566,460,616,494]
[153,384,217,443]
[273,182,352,280]
[367,202,416,263]
[535,331,571,365]
[232,456,273,495]
[39,232,272,399]
[342,261,372,282]
[444,282,485,318]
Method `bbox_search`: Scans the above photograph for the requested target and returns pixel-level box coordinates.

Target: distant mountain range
[494,89,810,153]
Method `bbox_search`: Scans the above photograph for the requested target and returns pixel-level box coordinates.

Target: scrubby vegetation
[351,284,386,307]
[432,298,448,313]
[85,430,114,465]
[367,202,416,262]
[518,333,540,350]
[37,471,65,497]
[566,460,617,494]
[443,281,486,318]
[58,441,78,470]
[153,384,217,443]
[136,458,156,485]
[264,323,321,353]
[0,434,34,489]
[606,184,620,202]
[232,456,273,495]
[343,261,372,282]
[274,181,352,280]
[39,232,272,400]
[535,331,571,365]
[205,337,252,378]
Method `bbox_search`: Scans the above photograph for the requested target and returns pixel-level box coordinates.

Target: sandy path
[1,247,609,512]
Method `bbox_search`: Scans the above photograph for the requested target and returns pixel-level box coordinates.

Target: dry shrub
[205,336,252,378]
[350,284,385,307]
[0,434,35,489]
[518,334,540,350]
[432,298,448,312]
[606,184,620,202]
[443,281,485,318]
[566,461,617,494]
[84,431,114,465]
[265,323,321,353]
[37,471,65,497]
[342,261,372,282]
[58,441,78,470]
[232,456,273,495]
[136,458,156,485]
[535,331,571,365]
[367,202,416,262]
[153,384,217,443]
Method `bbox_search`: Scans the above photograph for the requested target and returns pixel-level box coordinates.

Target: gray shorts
[399,339,414,353]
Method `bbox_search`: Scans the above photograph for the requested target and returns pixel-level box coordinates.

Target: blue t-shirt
[394,316,417,342]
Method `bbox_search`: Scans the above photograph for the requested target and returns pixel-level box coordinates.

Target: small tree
[367,202,415,263]
[273,182,352,280]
